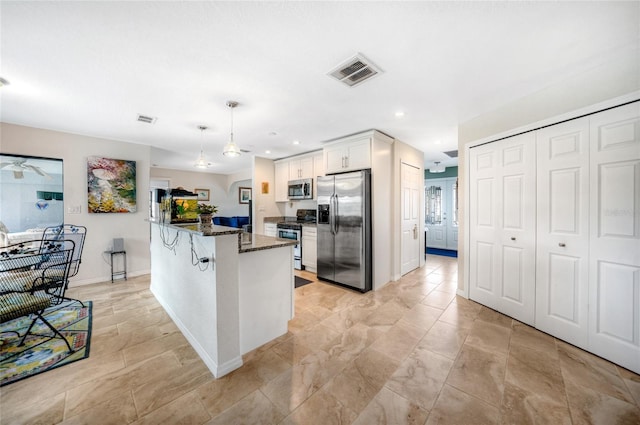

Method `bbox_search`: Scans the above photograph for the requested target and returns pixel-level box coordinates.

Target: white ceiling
[1,1,638,175]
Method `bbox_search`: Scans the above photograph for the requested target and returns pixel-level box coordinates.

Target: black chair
[0,240,76,353]
[40,224,87,306]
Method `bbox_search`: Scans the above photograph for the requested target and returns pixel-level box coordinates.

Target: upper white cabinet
[324,135,371,174]
[289,156,314,180]
[274,151,322,202]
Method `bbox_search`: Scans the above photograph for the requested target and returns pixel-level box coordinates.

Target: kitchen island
[149,221,296,378]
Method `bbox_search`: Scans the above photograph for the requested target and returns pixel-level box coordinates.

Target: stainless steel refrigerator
[317,170,372,292]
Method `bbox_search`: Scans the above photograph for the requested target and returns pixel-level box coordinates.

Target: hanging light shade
[194,125,210,168]
[429,161,445,173]
[223,100,241,157]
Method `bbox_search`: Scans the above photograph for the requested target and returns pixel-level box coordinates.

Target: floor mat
[0,301,92,387]
[295,276,313,288]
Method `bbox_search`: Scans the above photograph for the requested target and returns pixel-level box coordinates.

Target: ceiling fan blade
[23,164,52,179]
[0,162,13,169]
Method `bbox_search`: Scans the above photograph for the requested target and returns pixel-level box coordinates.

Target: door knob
[559,243,566,247]
[511,237,516,241]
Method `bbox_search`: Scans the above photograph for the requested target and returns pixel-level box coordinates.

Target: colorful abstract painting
[87,156,136,213]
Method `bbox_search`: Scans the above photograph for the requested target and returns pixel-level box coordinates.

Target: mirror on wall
[0,154,64,241]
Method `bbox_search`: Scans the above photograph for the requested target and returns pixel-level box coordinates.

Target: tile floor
[1,254,639,424]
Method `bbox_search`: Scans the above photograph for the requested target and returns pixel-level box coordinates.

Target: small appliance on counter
[276,209,316,270]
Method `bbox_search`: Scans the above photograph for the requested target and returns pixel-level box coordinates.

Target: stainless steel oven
[276,225,302,270]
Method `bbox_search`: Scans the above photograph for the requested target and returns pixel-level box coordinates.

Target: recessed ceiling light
[265,150,271,154]
[395,111,405,117]
[434,140,442,144]
[292,140,300,145]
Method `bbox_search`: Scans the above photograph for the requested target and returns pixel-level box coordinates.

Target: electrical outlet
[67,205,81,214]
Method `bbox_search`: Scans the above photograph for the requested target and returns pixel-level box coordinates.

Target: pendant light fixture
[223,100,241,157]
[194,125,210,169]
[429,161,445,173]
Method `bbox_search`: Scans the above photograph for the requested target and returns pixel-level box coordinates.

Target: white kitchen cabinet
[324,136,371,174]
[467,100,640,374]
[302,226,317,273]
[264,222,277,238]
[274,161,289,202]
[289,156,314,180]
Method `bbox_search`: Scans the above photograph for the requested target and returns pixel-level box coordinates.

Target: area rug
[295,276,313,288]
[0,301,92,386]
[426,248,458,258]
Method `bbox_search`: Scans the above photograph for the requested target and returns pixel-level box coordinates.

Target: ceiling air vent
[137,114,157,124]
[328,53,382,88]
[443,150,458,158]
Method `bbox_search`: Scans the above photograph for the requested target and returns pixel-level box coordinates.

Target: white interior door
[401,162,421,275]
[535,118,590,347]
[469,133,536,325]
[588,102,640,373]
[425,177,458,251]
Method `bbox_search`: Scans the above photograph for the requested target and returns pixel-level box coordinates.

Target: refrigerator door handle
[329,194,335,235]
[333,194,339,235]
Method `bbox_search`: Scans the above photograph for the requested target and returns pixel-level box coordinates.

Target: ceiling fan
[0,158,52,179]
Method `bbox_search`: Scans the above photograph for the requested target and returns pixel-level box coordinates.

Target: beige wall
[456,55,640,293]
[252,156,284,235]
[1,123,152,285]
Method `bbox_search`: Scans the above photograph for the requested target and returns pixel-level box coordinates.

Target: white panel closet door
[535,118,590,348]
[588,102,640,373]
[469,133,536,325]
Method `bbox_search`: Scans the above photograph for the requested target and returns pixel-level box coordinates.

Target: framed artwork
[87,156,137,213]
[239,187,252,204]
[195,188,210,201]
[261,182,269,194]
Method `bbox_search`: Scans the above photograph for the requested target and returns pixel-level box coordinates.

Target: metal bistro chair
[0,240,76,353]
[41,224,87,306]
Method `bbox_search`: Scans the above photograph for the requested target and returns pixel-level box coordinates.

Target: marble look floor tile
[426,384,501,425]
[421,290,455,310]
[386,347,454,411]
[400,303,443,331]
[362,300,409,332]
[506,343,566,401]
[287,309,323,334]
[438,300,481,330]
[197,358,267,417]
[133,390,211,425]
[1,391,66,425]
[476,306,513,329]
[500,382,572,425]
[352,387,428,425]
[64,352,180,417]
[618,366,640,407]
[465,320,511,355]
[320,299,383,332]
[123,331,189,367]
[369,320,426,362]
[280,388,358,425]
[446,344,507,407]
[417,320,470,360]
[205,389,283,425]
[510,321,556,354]
[290,323,342,353]
[272,337,315,366]
[324,348,401,414]
[564,378,640,425]
[260,349,347,415]
[557,340,635,404]
[326,322,384,363]
[132,361,213,417]
[61,391,139,425]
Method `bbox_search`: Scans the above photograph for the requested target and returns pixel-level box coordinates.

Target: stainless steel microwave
[288,178,313,200]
